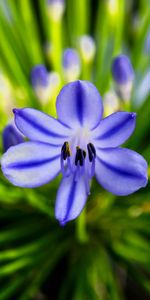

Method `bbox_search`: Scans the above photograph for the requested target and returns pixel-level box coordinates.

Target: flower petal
[55,174,87,225]
[1,141,61,187]
[56,80,103,129]
[95,147,148,196]
[93,112,136,148]
[2,124,24,152]
[13,108,72,145]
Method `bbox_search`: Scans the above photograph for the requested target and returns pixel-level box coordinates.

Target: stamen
[60,152,66,176]
[75,164,80,182]
[87,143,96,178]
[75,146,86,166]
[66,156,72,176]
[90,158,95,178]
[87,143,96,162]
[61,141,72,177]
[83,150,86,159]
[85,176,90,195]
[61,142,94,180]
[87,144,93,162]
[61,141,71,160]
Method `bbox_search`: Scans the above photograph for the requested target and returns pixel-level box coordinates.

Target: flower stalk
[76,208,88,243]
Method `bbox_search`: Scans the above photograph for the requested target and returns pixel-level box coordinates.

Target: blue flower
[112,55,134,101]
[79,35,96,63]
[31,65,49,88]
[2,123,24,152]
[112,55,134,85]
[47,0,65,21]
[30,65,50,104]
[1,81,148,225]
[62,48,81,82]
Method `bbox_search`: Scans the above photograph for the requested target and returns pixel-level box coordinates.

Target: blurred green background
[0,0,150,299]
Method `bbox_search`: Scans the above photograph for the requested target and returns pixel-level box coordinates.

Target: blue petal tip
[13,108,19,115]
[60,220,66,227]
[131,112,136,119]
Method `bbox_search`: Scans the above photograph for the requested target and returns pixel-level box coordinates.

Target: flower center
[60,139,96,194]
[75,146,86,167]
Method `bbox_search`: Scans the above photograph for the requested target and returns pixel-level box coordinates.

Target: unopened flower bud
[112,55,134,101]
[107,0,119,18]
[103,91,120,116]
[47,0,65,22]
[62,48,81,82]
[31,65,48,88]
[2,123,24,152]
[112,55,134,85]
[49,71,61,98]
[79,35,96,63]
[31,65,50,104]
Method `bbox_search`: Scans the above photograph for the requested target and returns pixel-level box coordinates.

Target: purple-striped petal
[55,174,87,225]
[92,112,136,148]
[56,80,103,130]
[1,142,61,187]
[13,108,72,145]
[95,148,148,196]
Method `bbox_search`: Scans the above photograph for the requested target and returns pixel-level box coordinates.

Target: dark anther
[83,150,86,159]
[75,147,86,166]
[87,143,96,162]
[61,141,71,160]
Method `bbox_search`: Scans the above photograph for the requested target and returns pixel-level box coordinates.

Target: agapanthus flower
[31,65,49,88]
[48,71,61,98]
[103,91,120,116]
[112,55,134,85]
[62,48,81,82]
[31,65,50,104]
[79,35,96,63]
[112,55,134,101]
[1,81,148,225]
[47,0,65,22]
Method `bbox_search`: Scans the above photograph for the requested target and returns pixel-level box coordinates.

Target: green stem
[76,208,88,243]
[49,19,63,75]
[81,60,93,81]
